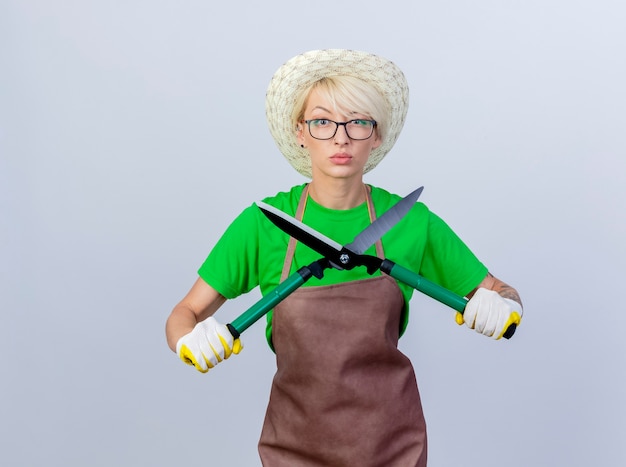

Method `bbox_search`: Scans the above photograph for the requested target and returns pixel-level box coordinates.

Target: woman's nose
[334,123,350,144]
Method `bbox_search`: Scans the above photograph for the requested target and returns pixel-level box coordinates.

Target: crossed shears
[226,186,517,340]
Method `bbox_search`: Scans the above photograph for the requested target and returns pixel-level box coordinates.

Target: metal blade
[256,201,343,260]
[346,186,423,254]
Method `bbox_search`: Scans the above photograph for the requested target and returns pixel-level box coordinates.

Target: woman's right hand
[176,316,243,373]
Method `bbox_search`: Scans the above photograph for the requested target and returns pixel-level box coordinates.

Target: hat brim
[265,49,409,178]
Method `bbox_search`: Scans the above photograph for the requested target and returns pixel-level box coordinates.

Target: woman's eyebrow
[309,107,367,118]
[310,105,332,113]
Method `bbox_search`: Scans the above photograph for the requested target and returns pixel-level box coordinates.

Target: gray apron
[258,187,427,467]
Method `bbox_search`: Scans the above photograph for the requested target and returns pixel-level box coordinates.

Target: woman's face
[297,88,382,181]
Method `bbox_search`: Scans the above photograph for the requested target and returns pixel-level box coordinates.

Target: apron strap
[280,185,310,282]
[280,184,384,282]
[365,185,385,259]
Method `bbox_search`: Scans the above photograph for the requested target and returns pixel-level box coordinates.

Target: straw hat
[265,49,409,178]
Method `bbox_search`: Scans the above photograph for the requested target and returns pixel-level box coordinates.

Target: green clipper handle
[227,266,313,339]
[380,259,516,339]
[380,259,467,311]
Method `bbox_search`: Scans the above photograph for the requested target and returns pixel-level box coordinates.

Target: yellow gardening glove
[456,288,522,340]
[176,317,243,373]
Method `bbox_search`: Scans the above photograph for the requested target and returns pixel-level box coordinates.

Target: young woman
[166,49,523,466]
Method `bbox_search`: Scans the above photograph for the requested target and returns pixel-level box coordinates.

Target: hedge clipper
[226,186,516,340]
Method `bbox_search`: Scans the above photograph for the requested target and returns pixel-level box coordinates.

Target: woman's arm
[165,277,227,352]
[469,272,522,307]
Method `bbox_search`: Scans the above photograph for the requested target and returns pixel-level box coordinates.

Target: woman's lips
[330,153,352,164]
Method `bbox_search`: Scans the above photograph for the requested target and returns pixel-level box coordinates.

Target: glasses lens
[308,119,336,140]
[345,120,375,140]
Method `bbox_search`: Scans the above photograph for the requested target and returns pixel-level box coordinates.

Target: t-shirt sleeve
[419,211,488,297]
[197,204,261,299]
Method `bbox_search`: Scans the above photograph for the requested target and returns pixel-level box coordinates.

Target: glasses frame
[303,119,377,141]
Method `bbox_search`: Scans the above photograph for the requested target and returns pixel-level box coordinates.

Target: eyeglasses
[303,119,377,141]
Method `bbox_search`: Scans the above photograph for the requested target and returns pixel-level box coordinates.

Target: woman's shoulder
[369,184,430,217]
[259,183,307,214]
[232,184,307,222]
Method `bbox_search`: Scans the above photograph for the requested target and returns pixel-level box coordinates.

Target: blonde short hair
[292,76,390,142]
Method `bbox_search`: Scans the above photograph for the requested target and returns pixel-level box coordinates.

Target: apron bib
[258,186,427,467]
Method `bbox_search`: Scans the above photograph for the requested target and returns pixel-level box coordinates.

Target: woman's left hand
[456,288,523,340]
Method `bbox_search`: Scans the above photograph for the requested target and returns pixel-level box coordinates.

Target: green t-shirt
[198,184,487,346]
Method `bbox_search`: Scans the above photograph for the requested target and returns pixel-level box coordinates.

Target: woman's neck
[307,178,367,210]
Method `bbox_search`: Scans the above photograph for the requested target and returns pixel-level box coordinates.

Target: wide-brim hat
[265,49,409,178]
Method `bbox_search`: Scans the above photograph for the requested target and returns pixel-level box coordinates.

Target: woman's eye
[314,119,330,126]
[350,119,368,126]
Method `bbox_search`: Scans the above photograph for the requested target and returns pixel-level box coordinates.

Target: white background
[2,1,625,466]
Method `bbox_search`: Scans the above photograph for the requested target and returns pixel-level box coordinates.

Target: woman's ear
[371,133,383,150]
[296,123,305,147]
